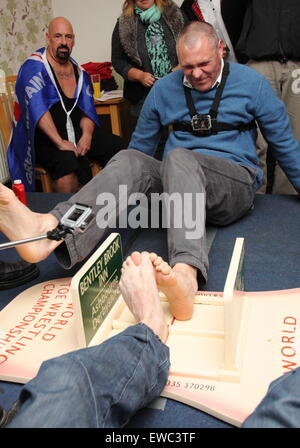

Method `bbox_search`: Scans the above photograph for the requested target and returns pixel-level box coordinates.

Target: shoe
[0,260,39,290]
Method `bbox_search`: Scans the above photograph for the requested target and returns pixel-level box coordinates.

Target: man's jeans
[51,149,257,284]
[242,367,300,428]
[7,324,170,428]
[7,321,300,428]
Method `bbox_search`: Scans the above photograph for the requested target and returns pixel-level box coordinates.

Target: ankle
[173,263,198,292]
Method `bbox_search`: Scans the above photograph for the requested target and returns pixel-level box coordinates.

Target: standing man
[180,0,248,62]
[8,17,126,193]
[236,0,300,194]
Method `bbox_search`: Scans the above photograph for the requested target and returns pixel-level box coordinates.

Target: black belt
[172,119,256,135]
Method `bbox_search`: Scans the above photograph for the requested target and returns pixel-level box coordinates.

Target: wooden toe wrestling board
[0,235,299,426]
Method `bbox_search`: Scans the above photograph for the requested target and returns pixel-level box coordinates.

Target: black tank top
[48,61,82,131]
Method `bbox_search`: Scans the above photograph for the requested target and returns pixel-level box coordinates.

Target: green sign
[77,234,123,345]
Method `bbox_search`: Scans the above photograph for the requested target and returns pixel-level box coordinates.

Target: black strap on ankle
[47,224,73,241]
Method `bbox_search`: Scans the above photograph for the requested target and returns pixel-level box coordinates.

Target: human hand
[57,139,77,152]
[139,72,156,88]
[76,134,92,156]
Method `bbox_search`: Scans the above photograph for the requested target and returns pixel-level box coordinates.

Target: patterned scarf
[135,4,172,78]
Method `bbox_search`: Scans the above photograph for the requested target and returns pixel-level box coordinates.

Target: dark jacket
[111,0,186,105]
[180,0,248,52]
[236,0,300,62]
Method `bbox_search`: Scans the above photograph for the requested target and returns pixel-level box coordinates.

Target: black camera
[191,114,212,132]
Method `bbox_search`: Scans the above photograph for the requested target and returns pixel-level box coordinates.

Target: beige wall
[0,0,182,76]
[52,0,182,65]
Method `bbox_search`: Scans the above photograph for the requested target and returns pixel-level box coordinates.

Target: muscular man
[1,22,300,322]
[8,17,126,193]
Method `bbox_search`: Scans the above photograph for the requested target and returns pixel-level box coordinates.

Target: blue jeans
[242,367,300,428]
[7,324,170,428]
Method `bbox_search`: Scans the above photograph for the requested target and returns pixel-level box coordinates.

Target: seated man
[7,17,126,193]
[1,22,300,323]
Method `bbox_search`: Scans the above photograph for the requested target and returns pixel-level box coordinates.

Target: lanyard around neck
[42,51,83,145]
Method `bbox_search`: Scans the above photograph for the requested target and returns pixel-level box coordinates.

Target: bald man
[7,17,126,193]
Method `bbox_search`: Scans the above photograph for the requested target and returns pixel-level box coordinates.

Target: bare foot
[119,251,167,342]
[149,253,197,321]
[0,183,61,263]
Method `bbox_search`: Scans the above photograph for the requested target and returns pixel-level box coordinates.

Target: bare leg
[149,253,197,321]
[119,251,167,342]
[0,183,61,263]
[52,173,80,193]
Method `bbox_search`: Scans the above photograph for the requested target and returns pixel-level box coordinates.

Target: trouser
[242,367,300,428]
[51,149,256,283]
[247,60,300,194]
[35,126,127,183]
[7,324,170,428]
[7,321,300,428]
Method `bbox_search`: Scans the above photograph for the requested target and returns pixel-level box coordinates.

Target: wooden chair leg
[40,173,53,192]
[90,162,102,177]
[34,166,53,192]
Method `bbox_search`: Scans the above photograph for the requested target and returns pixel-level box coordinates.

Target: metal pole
[0,235,48,251]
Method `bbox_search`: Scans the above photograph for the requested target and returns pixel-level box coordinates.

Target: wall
[52,0,124,65]
[0,0,53,75]
[0,0,182,76]
[52,0,182,65]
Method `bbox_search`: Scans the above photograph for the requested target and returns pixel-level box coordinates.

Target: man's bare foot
[0,183,61,263]
[119,251,167,342]
[149,253,197,321]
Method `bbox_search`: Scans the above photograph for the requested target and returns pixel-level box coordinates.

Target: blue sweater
[129,63,300,191]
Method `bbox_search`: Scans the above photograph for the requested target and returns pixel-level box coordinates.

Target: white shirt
[196,0,236,62]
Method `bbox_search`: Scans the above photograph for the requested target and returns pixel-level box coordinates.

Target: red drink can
[13,179,27,205]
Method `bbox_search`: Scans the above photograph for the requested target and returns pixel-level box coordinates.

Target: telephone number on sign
[166,380,215,391]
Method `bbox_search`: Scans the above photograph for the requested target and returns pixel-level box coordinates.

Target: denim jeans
[51,149,256,284]
[242,367,300,428]
[7,324,170,428]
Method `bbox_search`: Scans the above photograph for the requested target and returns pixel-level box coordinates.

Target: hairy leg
[0,183,61,262]
[52,173,81,193]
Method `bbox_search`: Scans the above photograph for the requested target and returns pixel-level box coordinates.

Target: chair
[0,93,12,149]
[0,76,102,192]
[4,75,17,116]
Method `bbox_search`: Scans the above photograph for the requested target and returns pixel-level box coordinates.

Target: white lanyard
[42,50,83,145]
[197,0,236,62]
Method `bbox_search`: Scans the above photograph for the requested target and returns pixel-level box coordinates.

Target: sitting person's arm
[37,111,76,152]
[76,115,95,157]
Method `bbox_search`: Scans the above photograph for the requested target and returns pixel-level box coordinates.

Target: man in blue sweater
[1,22,300,321]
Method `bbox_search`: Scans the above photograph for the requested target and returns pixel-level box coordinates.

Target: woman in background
[111,0,187,118]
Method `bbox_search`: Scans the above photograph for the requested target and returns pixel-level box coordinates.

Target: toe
[130,251,142,266]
